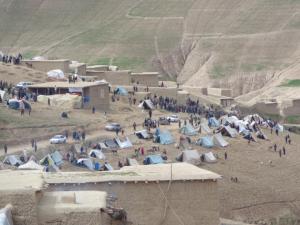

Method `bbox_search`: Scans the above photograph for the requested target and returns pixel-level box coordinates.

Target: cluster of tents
[7,99,31,110]
[176,150,217,165]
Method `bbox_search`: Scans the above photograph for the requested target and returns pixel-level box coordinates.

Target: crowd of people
[1,52,22,65]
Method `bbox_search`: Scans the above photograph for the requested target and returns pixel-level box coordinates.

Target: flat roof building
[28,81,109,110]
[21,59,71,73]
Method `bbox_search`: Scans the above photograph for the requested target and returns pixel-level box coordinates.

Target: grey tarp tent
[180,123,197,136]
[200,123,211,134]
[18,160,44,170]
[221,126,238,138]
[204,152,217,163]
[138,100,154,110]
[213,133,229,147]
[77,158,94,171]
[115,137,133,149]
[3,155,22,166]
[89,150,106,160]
[176,150,201,165]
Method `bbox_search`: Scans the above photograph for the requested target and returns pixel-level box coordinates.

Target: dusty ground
[1,96,300,224]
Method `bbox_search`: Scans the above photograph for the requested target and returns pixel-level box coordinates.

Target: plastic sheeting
[155,128,174,145]
[47,69,64,79]
[138,100,154,110]
[50,151,63,166]
[196,136,214,148]
[18,160,44,170]
[177,150,200,165]
[89,150,106,160]
[3,155,22,166]
[115,137,133,149]
[204,152,217,163]
[77,158,94,171]
[115,86,128,96]
[0,205,13,225]
[208,117,220,127]
[144,155,164,165]
[180,124,197,136]
[214,133,229,147]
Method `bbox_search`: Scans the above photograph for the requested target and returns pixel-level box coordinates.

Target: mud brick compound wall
[21,60,71,73]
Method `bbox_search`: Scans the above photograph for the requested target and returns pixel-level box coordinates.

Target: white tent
[221,126,238,138]
[32,56,46,60]
[115,137,133,149]
[47,69,64,79]
[3,155,22,166]
[177,150,201,165]
[0,205,13,225]
[200,123,211,134]
[0,90,9,101]
[89,149,106,160]
[77,158,94,171]
[138,100,154,110]
[18,160,44,170]
[204,152,217,163]
[126,158,139,166]
[213,133,229,147]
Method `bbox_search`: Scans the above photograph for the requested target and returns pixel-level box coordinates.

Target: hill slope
[0,0,299,90]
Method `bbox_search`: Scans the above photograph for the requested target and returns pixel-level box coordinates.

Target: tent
[0,205,13,225]
[213,133,229,147]
[176,150,201,165]
[0,90,9,101]
[77,158,94,170]
[50,151,63,166]
[208,117,220,127]
[18,160,44,170]
[115,137,133,149]
[39,154,60,172]
[274,124,284,132]
[138,100,154,110]
[32,56,46,60]
[89,150,106,160]
[115,86,128,96]
[256,130,268,140]
[126,158,139,166]
[200,123,211,134]
[47,69,64,79]
[155,128,174,145]
[3,155,22,166]
[221,126,238,138]
[204,152,217,163]
[8,99,31,110]
[180,123,197,136]
[143,155,164,165]
[196,136,214,148]
[104,139,119,149]
[104,163,114,171]
[135,130,151,139]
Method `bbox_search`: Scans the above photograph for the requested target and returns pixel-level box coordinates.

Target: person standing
[279,149,282,158]
[31,139,35,148]
[283,146,286,155]
[4,144,7,154]
[92,106,95,114]
[48,98,51,106]
[274,144,277,152]
[224,151,228,160]
[178,120,181,128]
[34,142,37,152]
[133,122,137,131]
[82,131,86,141]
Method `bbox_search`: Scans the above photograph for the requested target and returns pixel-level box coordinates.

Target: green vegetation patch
[241,63,268,72]
[90,57,111,66]
[23,51,38,60]
[285,115,300,124]
[209,64,234,79]
[281,79,300,87]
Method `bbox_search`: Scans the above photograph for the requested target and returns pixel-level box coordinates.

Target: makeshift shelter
[256,130,268,140]
[39,154,59,172]
[196,136,214,148]
[208,117,220,127]
[213,133,229,147]
[138,99,154,110]
[47,69,64,79]
[50,151,63,166]
[18,160,44,170]
[274,124,284,132]
[0,205,13,225]
[0,90,9,102]
[200,123,211,134]
[126,158,139,166]
[3,155,22,166]
[104,139,119,149]
[155,128,174,145]
[104,163,114,171]
[180,123,197,136]
[128,134,141,144]
[77,158,94,171]
[143,155,164,165]
[204,152,217,163]
[115,137,133,149]
[8,99,31,110]
[135,130,151,139]
[221,126,238,138]
[115,86,128,96]
[176,150,201,165]
[89,150,106,160]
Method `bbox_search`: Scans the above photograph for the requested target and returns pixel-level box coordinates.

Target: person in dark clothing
[149,109,152,118]
[224,151,228,160]
[31,139,35,148]
[288,139,291,145]
[133,122,136,131]
[274,144,277,152]
[4,144,7,154]
[279,149,282,157]
[48,98,51,106]
[92,106,95,114]
[82,131,86,141]
[34,143,37,152]
[283,146,286,155]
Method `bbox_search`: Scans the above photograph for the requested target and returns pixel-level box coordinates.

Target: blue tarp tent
[208,117,220,127]
[50,151,63,166]
[155,128,174,145]
[115,86,128,96]
[180,123,197,136]
[8,99,31,110]
[143,155,164,165]
[196,136,214,148]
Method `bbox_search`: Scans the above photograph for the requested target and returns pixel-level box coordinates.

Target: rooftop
[22,59,70,62]
[29,81,107,89]
[0,170,44,192]
[44,163,221,184]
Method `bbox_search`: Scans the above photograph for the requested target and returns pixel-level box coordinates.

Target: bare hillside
[0,0,299,90]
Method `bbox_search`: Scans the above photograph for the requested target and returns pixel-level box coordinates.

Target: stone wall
[21,60,70,73]
[48,180,219,225]
[131,72,159,87]
[86,70,131,85]
[0,190,40,225]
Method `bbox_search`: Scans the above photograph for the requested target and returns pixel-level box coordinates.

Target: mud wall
[86,70,131,85]
[0,191,39,225]
[70,63,86,76]
[48,180,219,225]
[131,73,158,87]
[21,60,70,73]
[253,102,280,115]
[82,85,109,110]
